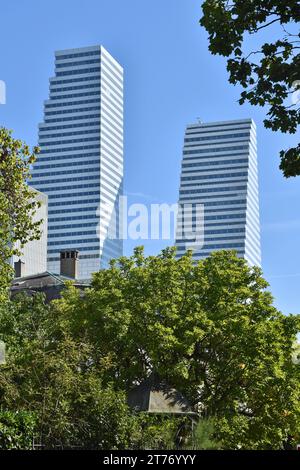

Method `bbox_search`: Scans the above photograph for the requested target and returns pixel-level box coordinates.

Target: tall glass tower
[31,45,123,279]
[175,119,261,267]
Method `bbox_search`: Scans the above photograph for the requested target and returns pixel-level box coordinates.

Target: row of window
[49,213,98,223]
[45,113,100,123]
[180,180,247,190]
[35,160,100,170]
[40,136,100,146]
[56,50,100,60]
[178,201,246,211]
[39,128,100,139]
[51,76,100,86]
[50,82,100,94]
[56,59,100,68]
[40,144,100,154]
[33,183,100,193]
[185,126,252,137]
[179,192,244,201]
[49,230,97,238]
[176,227,246,242]
[186,121,252,132]
[182,166,248,177]
[49,198,100,207]
[48,245,100,254]
[45,106,100,116]
[181,172,248,181]
[206,213,246,221]
[39,121,100,132]
[49,91,100,101]
[205,220,246,227]
[48,206,98,215]
[180,185,247,195]
[183,145,249,156]
[203,207,247,214]
[45,98,100,109]
[179,214,247,224]
[56,66,100,77]
[182,157,249,169]
[185,139,249,149]
[48,237,100,246]
[32,166,100,178]
[184,132,250,143]
[36,152,100,163]
[176,242,245,250]
[182,153,250,163]
[32,174,99,185]
[49,222,98,230]
[48,190,100,199]
[179,193,248,203]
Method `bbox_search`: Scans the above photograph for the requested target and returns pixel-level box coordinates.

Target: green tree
[0,128,41,298]
[200,0,300,177]
[0,410,36,450]
[0,293,154,449]
[58,247,300,449]
[1,248,299,449]
[189,418,221,450]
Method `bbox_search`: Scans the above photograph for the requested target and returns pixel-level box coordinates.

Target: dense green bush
[0,410,36,449]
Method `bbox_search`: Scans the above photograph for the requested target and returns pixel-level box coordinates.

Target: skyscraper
[31,45,123,279]
[175,119,261,266]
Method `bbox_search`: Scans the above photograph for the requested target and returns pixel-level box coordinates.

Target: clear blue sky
[0,0,299,314]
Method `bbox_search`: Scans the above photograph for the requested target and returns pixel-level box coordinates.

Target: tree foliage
[200,0,300,177]
[0,410,36,450]
[0,248,299,449]
[59,247,300,449]
[0,294,140,449]
[0,128,41,298]
[190,417,221,450]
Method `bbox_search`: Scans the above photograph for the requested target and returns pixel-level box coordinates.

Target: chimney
[14,259,25,278]
[60,250,79,279]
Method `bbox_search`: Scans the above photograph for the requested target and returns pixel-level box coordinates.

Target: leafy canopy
[0,247,299,449]
[200,0,300,177]
[0,128,42,298]
[57,247,300,449]
[0,292,178,449]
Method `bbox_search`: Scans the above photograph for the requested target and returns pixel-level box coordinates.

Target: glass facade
[31,45,123,279]
[175,119,261,267]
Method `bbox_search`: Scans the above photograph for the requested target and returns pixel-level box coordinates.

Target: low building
[12,187,48,278]
[11,249,89,302]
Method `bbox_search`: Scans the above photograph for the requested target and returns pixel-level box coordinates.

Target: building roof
[11,271,89,302]
[127,374,196,415]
